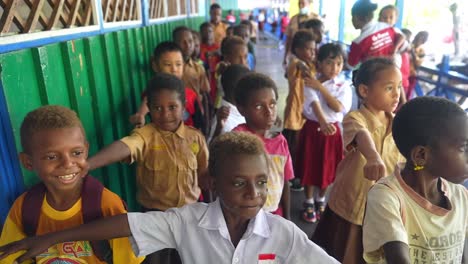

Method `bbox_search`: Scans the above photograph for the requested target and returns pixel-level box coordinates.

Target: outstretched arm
[0,214,131,263]
[355,129,386,181]
[88,141,131,171]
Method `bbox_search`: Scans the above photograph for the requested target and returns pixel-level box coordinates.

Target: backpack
[22,175,115,263]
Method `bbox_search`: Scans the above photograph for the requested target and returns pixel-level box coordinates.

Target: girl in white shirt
[297,43,352,223]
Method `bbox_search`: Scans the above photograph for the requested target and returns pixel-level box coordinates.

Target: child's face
[225,45,248,67]
[148,89,184,132]
[360,66,401,113]
[154,51,184,79]
[426,116,468,184]
[318,55,343,80]
[226,28,234,38]
[238,88,277,131]
[201,26,215,43]
[215,153,268,221]
[175,31,194,59]
[379,8,397,26]
[295,41,316,63]
[20,127,89,193]
[235,29,250,44]
[210,8,222,24]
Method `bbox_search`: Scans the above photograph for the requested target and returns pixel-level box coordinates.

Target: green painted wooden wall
[0,16,205,211]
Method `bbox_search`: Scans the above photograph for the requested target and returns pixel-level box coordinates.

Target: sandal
[315,201,326,220]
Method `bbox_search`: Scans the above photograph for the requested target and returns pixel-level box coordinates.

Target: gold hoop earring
[413,164,424,171]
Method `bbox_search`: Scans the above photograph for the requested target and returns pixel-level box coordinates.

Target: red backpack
[22,175,118,263]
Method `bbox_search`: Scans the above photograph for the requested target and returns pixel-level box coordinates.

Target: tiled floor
[254,36,318,237]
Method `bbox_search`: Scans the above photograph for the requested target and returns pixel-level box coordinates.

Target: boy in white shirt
[0,132,339,264]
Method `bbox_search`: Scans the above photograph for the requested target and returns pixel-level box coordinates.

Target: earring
[413,164,424,171]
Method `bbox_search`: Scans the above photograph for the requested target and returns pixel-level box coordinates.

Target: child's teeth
[59,173,75,180]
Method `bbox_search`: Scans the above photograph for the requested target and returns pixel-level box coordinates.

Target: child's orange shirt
[212,21,229,45]
[182,58,210,98]
[283,57,316,130]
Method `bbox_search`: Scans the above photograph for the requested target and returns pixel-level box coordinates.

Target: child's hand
[297,61,311,78]
[216,106,230,127]
[0,236,51,263]
[319,122,337,136]
[304,77,322,90]
[129,113,146,128]
[363,157,387,181]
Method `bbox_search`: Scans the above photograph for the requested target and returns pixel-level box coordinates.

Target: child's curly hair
[209,132,268,177]
[20,105,83,153]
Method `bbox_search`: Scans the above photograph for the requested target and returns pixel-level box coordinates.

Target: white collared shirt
[128,199,339,264]
[303,75,352,123]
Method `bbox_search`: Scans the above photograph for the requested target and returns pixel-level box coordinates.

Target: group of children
[0,1,467,264]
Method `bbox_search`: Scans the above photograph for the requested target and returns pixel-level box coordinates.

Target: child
[0,105,143,264]
[210,3,228,45]
[214,36,249,108]
[296,43,353,223]
[363,96,468,263]
[312,57,404,264]
[200,22,222,101]
[91,73,209,264]
[226,9,236,25]
[377,4,410,105]
[233,24,256,70]
[173,26,210,98]
[0,132,340,264]
[208,64,250,142]
[408,31,429,98]
[300,18,325,46]
[129,42,198,129]
[233,73,294,220]
[283,30,316,191]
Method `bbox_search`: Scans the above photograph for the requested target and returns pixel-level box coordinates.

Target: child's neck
[46,186,82,211]
[400,166,449,209]
[246,124,274,139]
[363,103,388,125]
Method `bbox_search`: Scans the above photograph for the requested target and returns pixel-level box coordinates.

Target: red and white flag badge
[258,253,276,264]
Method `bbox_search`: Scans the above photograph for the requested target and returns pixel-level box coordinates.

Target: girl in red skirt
[296,43,352,223]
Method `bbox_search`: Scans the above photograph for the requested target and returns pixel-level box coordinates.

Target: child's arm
[304,77,344,113]
[311,101,337,135]
[211,106,230,140]
[383,241,411,264]
[88,141,131,171]
[0,214,131,263]
[355,130,386,181]
[280,181,291,220]
[129,97,149,128]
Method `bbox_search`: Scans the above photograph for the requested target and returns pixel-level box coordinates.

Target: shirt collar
[198,199,271,240]
[185,58,194,67]
[152,122,186,139]
[361,21,375,33]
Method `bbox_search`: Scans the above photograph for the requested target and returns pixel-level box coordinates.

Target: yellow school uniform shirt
[286,12,319,39]
[212,22,228,45]
[364,167,468,263]
[120,122,208,210]
[283,57,316,130]
[182,58,210,97]
[0,189,143,264]
[327,106,403,225]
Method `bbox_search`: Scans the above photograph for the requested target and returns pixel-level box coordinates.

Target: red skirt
[296,120,343,189]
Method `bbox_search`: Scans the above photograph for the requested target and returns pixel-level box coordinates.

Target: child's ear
[19,152,33,170]
[358,84,369,99]
[410,145,429,167]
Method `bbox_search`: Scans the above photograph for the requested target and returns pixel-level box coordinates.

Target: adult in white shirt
[0,132,340,264]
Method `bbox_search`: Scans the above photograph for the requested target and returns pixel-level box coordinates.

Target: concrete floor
[255,36,318,237]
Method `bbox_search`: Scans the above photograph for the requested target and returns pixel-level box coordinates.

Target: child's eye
[233,181,245,187]
[386,86,393,91]
[269,102,277,108]
[72,150,84,156]
[152,106,162,112]
[459,144,467,152]
[45,155,57,160]
[255,105,262,110]
[169,105,178,110]
[257,179,267,186]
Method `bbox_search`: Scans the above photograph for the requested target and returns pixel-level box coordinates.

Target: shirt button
[234,257,239,263]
